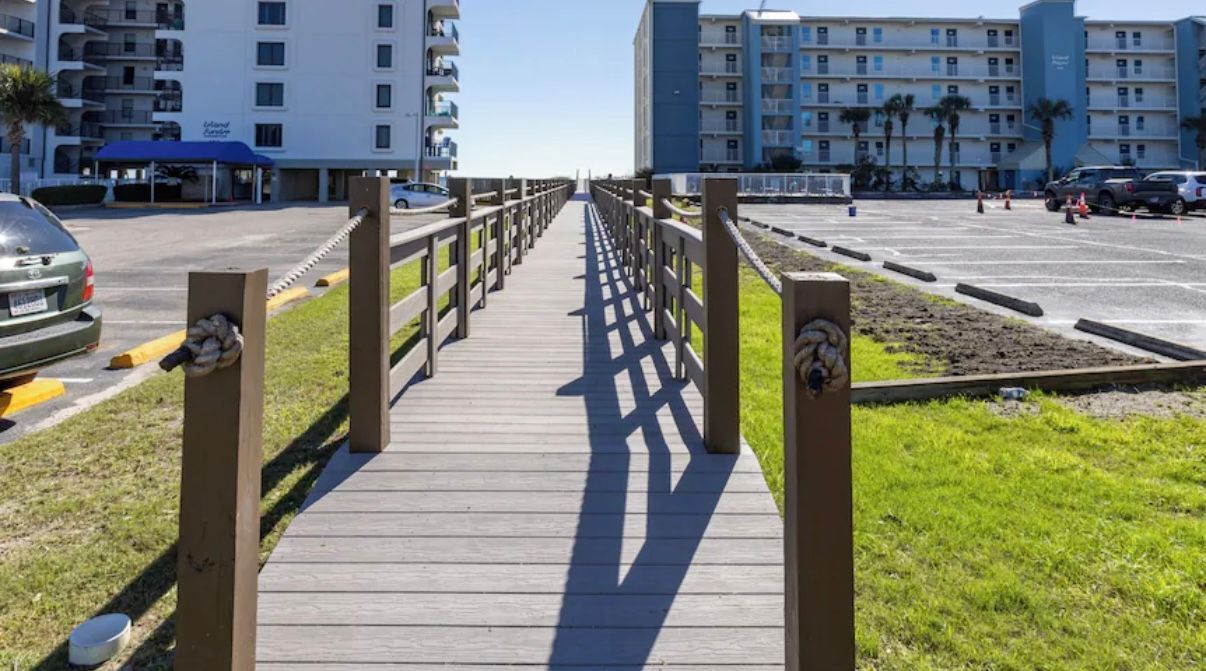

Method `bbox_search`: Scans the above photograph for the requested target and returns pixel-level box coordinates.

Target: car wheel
[1170,198,1186,216]
[1044,192,1060,212]
[1098,193,1116,216]
[394,199,409,210]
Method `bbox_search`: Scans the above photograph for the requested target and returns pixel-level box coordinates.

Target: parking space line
[911,260,1187,266]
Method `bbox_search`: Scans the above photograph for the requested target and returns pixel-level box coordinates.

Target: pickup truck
[1043,166,1183,215]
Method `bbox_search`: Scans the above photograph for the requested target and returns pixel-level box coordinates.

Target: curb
[797,234,827,248]
[316,268,350,288]
[956,283,1044,317]
[0,378,67,417]
[883,261,937,282]
[770,226,793,237]
[1074,319,1206,361]
[832,246,872,262]
[110,287,313,370]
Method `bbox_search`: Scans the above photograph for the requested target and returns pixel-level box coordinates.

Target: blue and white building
[635,0,1206,191]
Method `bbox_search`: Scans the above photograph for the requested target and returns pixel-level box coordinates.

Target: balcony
[0,52,32,67]
[1089,94,1176,110]
[1085,36,1174,53]
[0,138,31,154]
[424,140,458,169]
[0,13,35,40]
[760,66,792,83]
[701,63,741,77]
[85,41,159,61]
[56,45,103,68]
[55,121,104,140]
[154,93,182,113]
[428,0,460,19]
[811,62,1020,80]
[801,35,1019,51]
[56,81,105,104]
[701,149,742,164]
[93,109,157,126]
[85,8,185,30]
[701,120,740,134]
[761,36,792,52]
[761,130,794,147]
[427,21,459,55]
[761,98,793,114]
[700,91,741,105]
[426,61,459,91]
[58,5,105,30]
[426,100,459,128]
[1087,64,1175,81]
[700,31,740,48]
[1094,123,1178,139]
[98,75,158,94]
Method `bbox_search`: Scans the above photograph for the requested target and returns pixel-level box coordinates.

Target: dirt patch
[1060,387,1206,420]
[744,229,1150,376]
[986,400,1043,418]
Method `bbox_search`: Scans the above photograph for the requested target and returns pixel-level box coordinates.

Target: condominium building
[636,0,1206,191]
[5,0,459,200]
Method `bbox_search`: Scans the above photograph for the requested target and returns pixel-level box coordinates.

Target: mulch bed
[744,231,1151,377]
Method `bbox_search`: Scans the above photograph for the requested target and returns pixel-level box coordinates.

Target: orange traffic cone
[1065,196,1076,225]
[1132,210,1137,222]
[976,192,985,214]
[1078,192,1090,219]
[1004,190,1012,210]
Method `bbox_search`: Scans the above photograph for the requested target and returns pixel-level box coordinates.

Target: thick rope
[266,209,367,299]
[660,198,702,219]
[391,198,458,216]
[159,314,244,378]
[793,320,850,397]
[717,207,782,296]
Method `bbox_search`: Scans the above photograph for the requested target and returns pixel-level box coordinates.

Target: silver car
[1145,172,1206,212]
[389,181,450,210]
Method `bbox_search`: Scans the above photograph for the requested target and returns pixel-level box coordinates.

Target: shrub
[113,182,183,202]
[30,184,108,207]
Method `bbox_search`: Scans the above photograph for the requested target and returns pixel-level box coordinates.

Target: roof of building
[97,141,274,166]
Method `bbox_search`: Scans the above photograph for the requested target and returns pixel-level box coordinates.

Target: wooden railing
[589,177,855,671]
[171,176,572,669]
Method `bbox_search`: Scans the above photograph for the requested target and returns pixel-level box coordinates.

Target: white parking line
[105,320,185,325]
[912,259,1188,266]
[935,282,1205,288]
[57,378,95,384]
[102,287,188,292]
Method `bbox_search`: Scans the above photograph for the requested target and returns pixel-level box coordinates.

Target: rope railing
[472,191,498,202]
[391,198,458,216]
[266,208,368,299]
[661,198,702,220]
[716,206,782,297]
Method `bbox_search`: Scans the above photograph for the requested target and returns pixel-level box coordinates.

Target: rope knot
[159,314,244,378]
[792,319,849,398]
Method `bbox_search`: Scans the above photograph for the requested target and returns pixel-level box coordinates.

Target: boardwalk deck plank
[257,195,786,667]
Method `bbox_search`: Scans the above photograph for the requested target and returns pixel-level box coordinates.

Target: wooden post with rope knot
[175,269,267,671]
[781,271,854,671]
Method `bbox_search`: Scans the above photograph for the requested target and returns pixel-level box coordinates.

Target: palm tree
[1027,97,1074,184]
[839,107,871,164]
[882,96,901,191]
[940,95,972,189]
[925,106,947,186]
[897,94,916,190]
[0,65,65,195]
[1180,115,1206,169]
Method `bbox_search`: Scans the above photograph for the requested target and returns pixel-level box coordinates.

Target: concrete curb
[770,226,793,237]
[955,283,1044,317]
[832,246,872,262]
[883,261,937,283]
[1074,319,1206,361]
[797,234,827,248]
[0,378,67,417]
[316,268,350,288]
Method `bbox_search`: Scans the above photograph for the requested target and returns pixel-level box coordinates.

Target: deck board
[257,194,786,668]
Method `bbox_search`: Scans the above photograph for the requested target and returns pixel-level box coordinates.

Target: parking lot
[0,204,443,443]
[743,199,1206,356]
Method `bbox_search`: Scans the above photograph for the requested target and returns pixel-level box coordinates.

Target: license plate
[9,290,48,317]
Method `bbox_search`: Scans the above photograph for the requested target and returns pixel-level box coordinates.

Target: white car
[389,182,450,210]
[1145,171,1206,212]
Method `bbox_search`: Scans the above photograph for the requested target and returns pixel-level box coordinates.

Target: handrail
[392,198,458,216]
[717,206,781,296]
[661,198,702,219]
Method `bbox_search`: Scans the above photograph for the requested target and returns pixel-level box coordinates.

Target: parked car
[389,182,450,210]
[1043,166,1181,215]
[1143,171,1206,212]
[0,195,101,386]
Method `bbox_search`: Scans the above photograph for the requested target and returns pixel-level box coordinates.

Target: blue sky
[453,0,1200,178]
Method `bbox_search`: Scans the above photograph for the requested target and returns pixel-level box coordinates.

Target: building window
[1119,143,1131,160]
[1133,59,1143,75]
[801,54,811,72]
[1132,31,1142,48]
[256,41,285,66]
[376,43,393,68]
[257,2,286,26]
[873,55,883,72]
[255,123,283,147]
[947,84,959,95]
[931,56,940,73]
[872,27,883,44]
[375,124,392,149]
[1137,143,1146,159]
[875,141,884,157]
[930,28,940,44]
[800,26,811,44]
[874,83,884,101]
[931,84,941,100]
[376,84,392,109]
[874,111,884,127]
[255,82,284,107]
[377,3,394,29]
[1135,87,1145,103]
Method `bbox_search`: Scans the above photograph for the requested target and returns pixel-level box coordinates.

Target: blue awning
[96,141,274,166]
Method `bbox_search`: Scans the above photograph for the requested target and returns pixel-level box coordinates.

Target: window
[873,27,883,44]
[1119,143,1131,158]
[1133,59,1143,75]
[930,28,940,44]
[801,54,811,71]
[376,84,392,108]
[800,26,811,44]
[1135,87,1145,103]
[801,82,812,99]
[374,124,391,149]
[932,84,941,100]
[257,2,286,26]
[801,111,812,127]
[255,82,284,107]
[931,56,940,73]
[874,111,884,127]
[873,55,883,72]
[376,43,393,68]
[1137,143,1146,159]
[255,123,283,147]
[1136,115,1145,130]
[947,84,960,95]
[874,83,884,101]
[257,41,285,66]
[377,3,394,29]
[875,141,884,157]
[1132,31,1142,47]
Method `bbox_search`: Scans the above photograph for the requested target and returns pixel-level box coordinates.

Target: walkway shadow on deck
[549,198,735,664]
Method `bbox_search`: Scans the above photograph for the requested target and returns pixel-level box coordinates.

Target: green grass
[0,249,449,669]
[735,268,1206,669]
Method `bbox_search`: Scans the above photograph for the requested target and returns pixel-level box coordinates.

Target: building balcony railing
[56,45,103,66]
[92,109,156,125]
[1090,94,1176,109]
[1092,123,1178,139]
[701,64,741,76]
[803,35,1019,50]
[56,122,104,139]
[761,98,793,114]
[85,41,159,59]
[761,66,793,83]
[429,21,458,41]
[0,53,31,67]
[428,100,458,119]
[701,120,740,133]
[761,130,794,146]
[700,31,740,47]
[58,82,106,103]
[0,13,35,39]
[0,138,31,154]
[158,52,184,71]
[98,75,158,92]
[154,96,182,113]
[808,62,1019,79]
[425,140,458,159]
[58,4,104,29]
[84,8,185,30]
[1087,64,1175,81]
[700,91,741,104]
[761,36,793,51]
[701,150,742,163]
[427,62,459,81]
[1085,36,1174,52]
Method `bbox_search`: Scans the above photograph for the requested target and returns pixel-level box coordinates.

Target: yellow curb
[110,287,312,370]
[266,286,311,312]
[316,268,350,288]
[0,378,67,417]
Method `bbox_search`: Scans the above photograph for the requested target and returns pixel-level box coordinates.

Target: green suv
[0,194,101,385]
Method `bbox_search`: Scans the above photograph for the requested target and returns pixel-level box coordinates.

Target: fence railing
[165,176,572,669]
[589,177,855,671]
[657,173,852,198]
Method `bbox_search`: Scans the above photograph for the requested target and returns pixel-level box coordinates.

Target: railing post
[515,178,529,259]
[491,179,507,288]
[652,178,671,340]
[424,233,439,377]
[781,272,854,671]
[449,177,472,338]
[348,176,390,454]
[621,180,635,275]
[175,268,268,671]
[701,178,741,454]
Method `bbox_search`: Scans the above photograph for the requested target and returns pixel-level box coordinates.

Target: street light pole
[416,0,429,182]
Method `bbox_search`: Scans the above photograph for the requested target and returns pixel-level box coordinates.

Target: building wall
[644,0,700,174]
[0,0,42,179]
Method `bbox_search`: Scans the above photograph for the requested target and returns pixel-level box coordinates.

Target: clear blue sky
[453,0,1200,178]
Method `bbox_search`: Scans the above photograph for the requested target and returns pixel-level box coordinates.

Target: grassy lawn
[735,266,1205,669]
[0,250,449,669]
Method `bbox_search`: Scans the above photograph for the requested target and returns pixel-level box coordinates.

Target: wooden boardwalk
[256,194,785,668]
